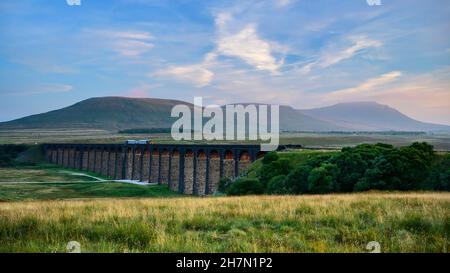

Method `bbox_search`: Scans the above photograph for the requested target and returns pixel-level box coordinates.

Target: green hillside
[0,97,189,131]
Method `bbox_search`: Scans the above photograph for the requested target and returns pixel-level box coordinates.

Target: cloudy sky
[0,0,449,124]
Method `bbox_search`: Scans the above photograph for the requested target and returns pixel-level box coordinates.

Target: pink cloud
[125,83,161,98]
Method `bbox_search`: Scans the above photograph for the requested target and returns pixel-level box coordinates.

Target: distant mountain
[301,101,450,132]
[279,105,346,131]
[222,102,346,131]
[1,97,449,132]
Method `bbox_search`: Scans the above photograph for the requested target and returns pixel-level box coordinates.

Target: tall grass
[0,192,448,253]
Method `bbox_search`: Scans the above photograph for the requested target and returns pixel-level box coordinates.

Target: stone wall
[115,152,125,179]
[82,150,89,171]
[208,152,221,194]
[142,151,150,182]
[169,151,180,191]
[51,149,56,163]
[195,152,207,195]
[107,151,116,178]
[150,150,159,183]
[101,150,109,177]
[95,150,102,174]
[90,150,96,172]
[63,149,69,167]
[160,151,170,185]
[67,149,73,168]
[183,151,194,194]
[132,149,142,180]
[74,150,81,169]
[238,152,252,175]
[57,148,63,165]
[125,149,133,180]
[223,151,235,179]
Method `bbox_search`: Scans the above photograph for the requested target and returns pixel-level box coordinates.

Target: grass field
[0,165,180,201]
[0,193,449,253]
[0,183,180,201]
[1,129,450,150]
[0,166,99,183]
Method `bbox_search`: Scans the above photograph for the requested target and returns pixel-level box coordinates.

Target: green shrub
[0,145,30,167]
[354,142,435,191]
[226,178,265,196]
[266,175,288,194]
[283,165,312,194]
[307,163,339,194]
[331,151,368,192]
[262,151,279,165]
[427,153,450,191]
[218,177,232,193]
[258,158,292,187]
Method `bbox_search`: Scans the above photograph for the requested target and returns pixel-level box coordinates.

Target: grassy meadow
[0,165,180,201]
[1,128,450,150]
[0,182,180,201]
[0,166,99,183]
[0,192,449,253]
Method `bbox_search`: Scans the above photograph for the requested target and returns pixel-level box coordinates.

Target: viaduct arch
[43,143,270,195]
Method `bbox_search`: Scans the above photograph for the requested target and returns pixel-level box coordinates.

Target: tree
[218,177,232,193]
[283,165,313,194]
[266,175,288,194]
[226,178,265,196]
[355,142,435,191]
[427,153,450,191]
[331,151,368,192]
[307,163,339,194]
[258,158,292,187]
[262,151,279,165]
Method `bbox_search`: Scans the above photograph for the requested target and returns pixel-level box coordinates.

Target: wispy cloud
[328,71,402,99]
[86,29,154,57]
[274,0,295,8]
[215,13,285,74]
[2,84,73,96]
[14,57,78,74]
[152,53,215,87]
[300,36,382,74]
[125,83,161,97]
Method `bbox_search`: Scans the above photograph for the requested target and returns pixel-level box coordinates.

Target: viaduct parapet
[42,143,268,195]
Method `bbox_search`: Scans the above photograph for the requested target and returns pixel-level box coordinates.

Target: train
[125,140,156,145]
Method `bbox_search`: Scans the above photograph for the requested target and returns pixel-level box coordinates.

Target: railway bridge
[42,143,296,195]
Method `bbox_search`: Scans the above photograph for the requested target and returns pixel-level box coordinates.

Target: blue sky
[0,0,449,124]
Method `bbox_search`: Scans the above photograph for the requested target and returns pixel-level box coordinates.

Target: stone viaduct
[42,143,276,195]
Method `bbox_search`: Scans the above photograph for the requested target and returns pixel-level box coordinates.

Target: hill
[0,97,189,131]
[301,101,450,132]
[1,97,449,132]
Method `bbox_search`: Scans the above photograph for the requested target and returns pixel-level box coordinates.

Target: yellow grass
[0,192,449,253]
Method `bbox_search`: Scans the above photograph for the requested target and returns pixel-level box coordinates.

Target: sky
[0,0,449,124]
